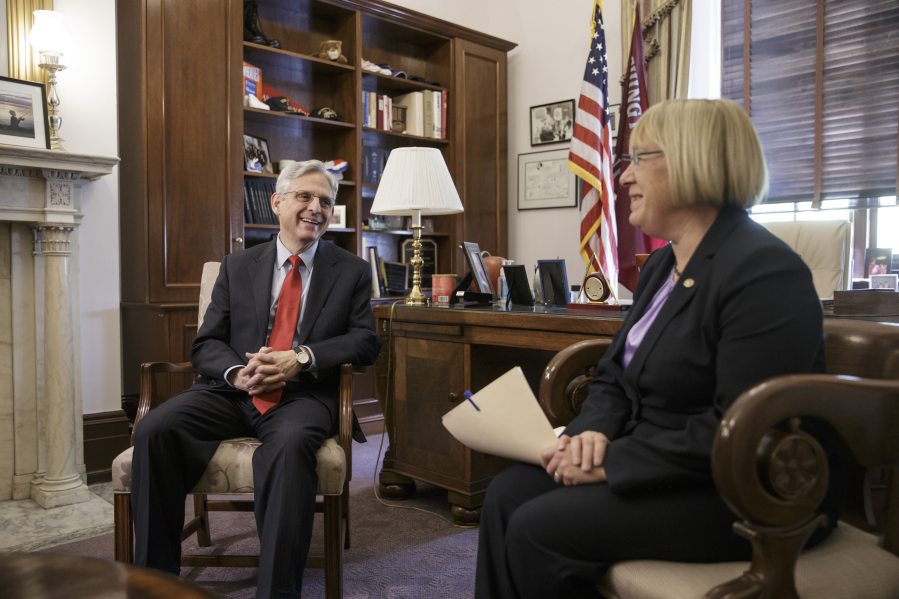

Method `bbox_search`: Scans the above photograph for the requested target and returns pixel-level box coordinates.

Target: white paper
[441,367,558,465]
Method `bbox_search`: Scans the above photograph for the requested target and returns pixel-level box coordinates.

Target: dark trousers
[474,464,752,599]
[131,384,334,599]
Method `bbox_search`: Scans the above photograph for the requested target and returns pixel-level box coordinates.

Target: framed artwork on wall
[517,149,577,210]
[529,99,574,146]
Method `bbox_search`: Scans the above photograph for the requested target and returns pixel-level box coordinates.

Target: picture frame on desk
[536,259,569,307]
[865,248,892,277]
[461,241,493,296]
[0,76,50,150]
[517,149,577,210]
[243,134,273,174]
[870,274,898,291]
[529,99,574,146]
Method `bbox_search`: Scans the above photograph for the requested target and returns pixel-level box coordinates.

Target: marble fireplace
[0,145,117,508]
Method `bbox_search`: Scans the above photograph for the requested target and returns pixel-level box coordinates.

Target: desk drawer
[392,322,463,338]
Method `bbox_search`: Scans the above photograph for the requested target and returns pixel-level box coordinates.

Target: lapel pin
[683,278,695,288]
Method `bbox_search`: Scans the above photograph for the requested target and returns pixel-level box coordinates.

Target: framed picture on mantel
[0,76,50,150]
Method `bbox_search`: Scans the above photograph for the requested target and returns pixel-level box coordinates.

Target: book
[242,61,262,99]
[422,90,435,138]
[366,246,386,297]
[442,367,558,465]
[441,89,448,139]
[392,91,424,136]
[422,90,442,138]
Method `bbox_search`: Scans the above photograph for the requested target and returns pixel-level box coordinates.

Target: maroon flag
[614,4,665,292]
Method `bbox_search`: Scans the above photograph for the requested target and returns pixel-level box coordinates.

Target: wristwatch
[293,345,312,370]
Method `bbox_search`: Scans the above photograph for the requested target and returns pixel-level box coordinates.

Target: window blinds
[722,0,898,204]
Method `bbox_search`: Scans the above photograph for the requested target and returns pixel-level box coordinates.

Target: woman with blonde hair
[475,99,844,598]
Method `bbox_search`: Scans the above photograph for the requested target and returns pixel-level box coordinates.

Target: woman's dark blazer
[564,205,825,494]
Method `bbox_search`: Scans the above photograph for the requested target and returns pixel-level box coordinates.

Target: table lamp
[371,147,463,305]
[29,10,69,150]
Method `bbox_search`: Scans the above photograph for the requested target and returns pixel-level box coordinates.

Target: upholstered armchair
[112,262,355,599]
[762,220,851,300]
[539,319,899,598]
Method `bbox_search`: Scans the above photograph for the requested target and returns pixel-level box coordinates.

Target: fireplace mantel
[0,144,119,507]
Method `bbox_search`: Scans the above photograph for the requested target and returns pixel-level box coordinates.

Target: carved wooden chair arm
[134,361,195,440]
[706,373,899,598]
[538,339,612,427]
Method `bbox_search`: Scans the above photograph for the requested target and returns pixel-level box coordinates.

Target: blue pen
[463,390,480,412]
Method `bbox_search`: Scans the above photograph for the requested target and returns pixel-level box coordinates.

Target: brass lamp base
[405,225,426,305]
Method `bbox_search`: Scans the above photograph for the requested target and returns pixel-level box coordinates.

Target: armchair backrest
[763,220,851,299]
[197,261,222,331]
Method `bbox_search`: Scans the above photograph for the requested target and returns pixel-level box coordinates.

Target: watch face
[296,347,310,365]
[583,273,610,302]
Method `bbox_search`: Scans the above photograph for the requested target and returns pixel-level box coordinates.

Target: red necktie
[253,255,302,414]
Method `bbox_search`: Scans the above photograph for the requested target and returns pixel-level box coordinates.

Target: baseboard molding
[83,410,131,484]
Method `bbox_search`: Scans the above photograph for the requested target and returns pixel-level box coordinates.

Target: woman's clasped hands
[540,431,610,486]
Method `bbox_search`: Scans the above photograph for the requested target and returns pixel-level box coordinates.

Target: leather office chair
[112,262,354,599]
[539,319,899,598]
[762,220,851,300]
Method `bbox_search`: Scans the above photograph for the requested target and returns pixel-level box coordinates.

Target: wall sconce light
[29,10,69,150]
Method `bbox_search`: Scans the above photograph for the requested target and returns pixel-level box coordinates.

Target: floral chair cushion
[112,436,346,495]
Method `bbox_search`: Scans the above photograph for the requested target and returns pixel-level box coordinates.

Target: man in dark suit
[131,159,381,598]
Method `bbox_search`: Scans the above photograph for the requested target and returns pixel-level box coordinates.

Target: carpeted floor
[37,434,480,598]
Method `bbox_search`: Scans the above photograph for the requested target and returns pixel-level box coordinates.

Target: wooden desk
[373,303,624,524]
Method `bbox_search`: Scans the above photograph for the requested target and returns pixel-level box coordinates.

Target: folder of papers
[441,367,558,465]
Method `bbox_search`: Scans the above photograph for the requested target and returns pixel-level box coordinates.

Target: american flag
[568,0,617,301]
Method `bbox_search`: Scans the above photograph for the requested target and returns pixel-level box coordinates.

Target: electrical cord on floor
[370,299,478,528]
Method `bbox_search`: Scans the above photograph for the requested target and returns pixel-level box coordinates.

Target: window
[722,0,898,205]
[725,0,899,280]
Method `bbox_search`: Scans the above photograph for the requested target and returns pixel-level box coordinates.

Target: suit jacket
[189,239,382,436]
[565,206,825,494]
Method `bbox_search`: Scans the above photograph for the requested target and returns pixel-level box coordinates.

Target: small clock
[582,271,611,303]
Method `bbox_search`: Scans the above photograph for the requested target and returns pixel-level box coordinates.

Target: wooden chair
[112,262,354,599]
[539,319,899,598]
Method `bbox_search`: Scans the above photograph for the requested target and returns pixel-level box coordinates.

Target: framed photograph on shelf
[329,205,347,229]
[530,99,574,146]
[517,149,577,211]
[243,134,273,174]
[865,248,893,277]
[0,76,50,150]
[461,241,493,296]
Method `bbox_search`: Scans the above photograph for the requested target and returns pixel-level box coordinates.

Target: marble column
[0,146,117,505]
[29,225,89,508]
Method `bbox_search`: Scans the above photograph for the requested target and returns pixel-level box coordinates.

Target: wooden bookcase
[117,0,516,420]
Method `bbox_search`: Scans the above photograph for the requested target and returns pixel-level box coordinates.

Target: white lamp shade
[370,147,464,216]
[29,10,68,56]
